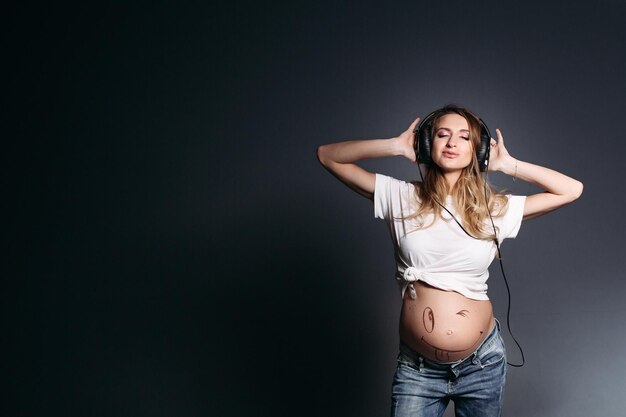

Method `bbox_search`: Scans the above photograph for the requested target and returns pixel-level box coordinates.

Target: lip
[442,151,459,158]
[421,331,484,361]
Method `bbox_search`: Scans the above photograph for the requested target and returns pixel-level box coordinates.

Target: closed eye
[456,310,469,317]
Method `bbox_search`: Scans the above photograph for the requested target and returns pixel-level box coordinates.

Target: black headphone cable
[416,163,526,367]
[484,175,525,367]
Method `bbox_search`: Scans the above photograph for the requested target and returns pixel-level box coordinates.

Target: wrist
[502,158,518,177]
[389,136,405,156]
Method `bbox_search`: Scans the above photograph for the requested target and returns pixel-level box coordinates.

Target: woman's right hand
[317,116,421,199]
[394,116,421,162]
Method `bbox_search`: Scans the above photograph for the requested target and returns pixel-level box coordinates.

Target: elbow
[569,180,584,202]
[574,180,584,199]
[316,144,329,167]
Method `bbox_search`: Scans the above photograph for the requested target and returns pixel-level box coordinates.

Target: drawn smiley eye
[423,307,435,333]
[456,310,469,318]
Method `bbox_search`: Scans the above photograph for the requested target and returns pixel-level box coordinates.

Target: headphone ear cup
[414,112,437,166]
[418,121,433,165]
[476,121,492,172]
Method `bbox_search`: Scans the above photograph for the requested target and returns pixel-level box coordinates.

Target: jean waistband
[399,319,501,369]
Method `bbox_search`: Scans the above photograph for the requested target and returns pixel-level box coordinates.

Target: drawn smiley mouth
[421,331,484,362]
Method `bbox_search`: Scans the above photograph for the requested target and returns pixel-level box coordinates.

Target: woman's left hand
[487,128,517,174]
[487,128,583,219]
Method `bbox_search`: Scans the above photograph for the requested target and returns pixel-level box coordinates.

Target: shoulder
[492,194,526,241]
[491,193,525,216]
[375,173,420,189]
[375,173,421,198]
[373,174,420,219]
[504,194,526,214]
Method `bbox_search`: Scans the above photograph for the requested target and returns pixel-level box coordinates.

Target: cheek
[431,139,447,153]
[461,143,474,159]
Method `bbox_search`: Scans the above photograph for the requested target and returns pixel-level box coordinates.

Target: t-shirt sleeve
[496,195,526,242]
[373,173,390,219]
[373,173,412,220]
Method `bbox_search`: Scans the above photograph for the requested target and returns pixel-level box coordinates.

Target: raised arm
[488,129,584,220]
[316,117,420,199]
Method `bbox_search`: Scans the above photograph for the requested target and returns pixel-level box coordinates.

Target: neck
[443,171,461,191]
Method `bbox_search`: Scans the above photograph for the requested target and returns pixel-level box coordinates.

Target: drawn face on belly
[420,306,484,362]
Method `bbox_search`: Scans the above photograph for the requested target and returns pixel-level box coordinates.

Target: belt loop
[418,356,424,373]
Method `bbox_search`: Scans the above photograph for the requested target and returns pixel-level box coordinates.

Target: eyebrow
[436,127,470,133]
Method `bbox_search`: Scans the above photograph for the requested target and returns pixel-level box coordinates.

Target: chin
[437,163,470,172]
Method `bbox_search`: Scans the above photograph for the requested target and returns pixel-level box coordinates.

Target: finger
[409,116,421,130]
[495,128,503,142]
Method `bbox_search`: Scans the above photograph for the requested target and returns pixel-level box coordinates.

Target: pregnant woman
[316,104,583,417]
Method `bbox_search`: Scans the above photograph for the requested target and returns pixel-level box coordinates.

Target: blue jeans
[390,321,507,417]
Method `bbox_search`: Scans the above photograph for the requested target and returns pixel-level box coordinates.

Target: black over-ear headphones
[413,109,493,172]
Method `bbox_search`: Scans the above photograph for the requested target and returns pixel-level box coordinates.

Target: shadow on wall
[203,207,386,416]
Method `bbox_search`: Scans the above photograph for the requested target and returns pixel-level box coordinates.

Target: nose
[446,135,459,148]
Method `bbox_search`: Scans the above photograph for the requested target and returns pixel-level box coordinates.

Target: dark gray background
[5,1,625,416]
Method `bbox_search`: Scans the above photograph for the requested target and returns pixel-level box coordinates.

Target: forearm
[316,117,419,198]
[500,158,583,199]
[317,137,402,166]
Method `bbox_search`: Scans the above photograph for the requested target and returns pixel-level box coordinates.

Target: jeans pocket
[397,351,420,372]
[477,332,506,368]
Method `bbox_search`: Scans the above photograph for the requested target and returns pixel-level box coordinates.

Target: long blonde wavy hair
[406,105,509,240]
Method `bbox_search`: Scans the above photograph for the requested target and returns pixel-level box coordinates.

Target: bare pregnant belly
[399,281,495,363]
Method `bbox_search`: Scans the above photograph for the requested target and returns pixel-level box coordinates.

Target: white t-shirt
[374,173,526,301]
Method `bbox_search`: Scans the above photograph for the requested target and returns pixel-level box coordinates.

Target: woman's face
[430,113,474,172]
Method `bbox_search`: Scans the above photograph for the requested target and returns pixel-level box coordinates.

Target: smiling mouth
[421,331,484,361]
